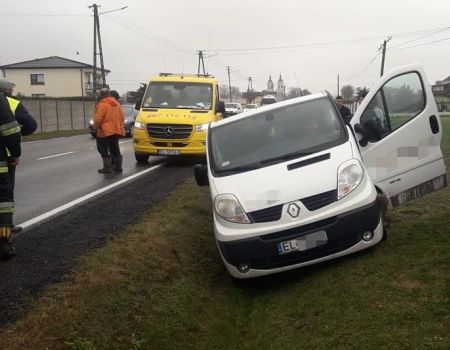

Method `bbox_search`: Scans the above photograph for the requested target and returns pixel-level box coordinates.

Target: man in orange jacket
[94,88,125,173]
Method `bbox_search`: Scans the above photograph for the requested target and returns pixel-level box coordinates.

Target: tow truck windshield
[142,82,213,110]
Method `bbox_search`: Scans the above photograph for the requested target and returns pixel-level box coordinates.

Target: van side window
[360,72,425,143]
[360,92,389,142]
[383,72,425,131]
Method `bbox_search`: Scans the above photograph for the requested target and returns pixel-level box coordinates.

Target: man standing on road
[335,95,352,123]
[0,79,37,260]
[94,88,125,173]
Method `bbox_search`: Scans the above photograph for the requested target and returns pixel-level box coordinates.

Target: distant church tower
[267,75,274,92]
[276,74,285,100]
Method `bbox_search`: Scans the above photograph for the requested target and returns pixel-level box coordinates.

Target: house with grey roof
[0,56,110,98]
[432,75,450,112]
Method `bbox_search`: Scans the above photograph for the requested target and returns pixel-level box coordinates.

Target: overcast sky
[2,0,450,96]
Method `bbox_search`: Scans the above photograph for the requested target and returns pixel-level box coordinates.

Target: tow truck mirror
[217,101,226,114]
[134,99,142,110]
[194,164,209,186]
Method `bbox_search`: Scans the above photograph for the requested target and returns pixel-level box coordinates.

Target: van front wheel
[135,153,149,164]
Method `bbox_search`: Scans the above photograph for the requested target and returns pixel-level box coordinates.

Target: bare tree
[340,85,354,100]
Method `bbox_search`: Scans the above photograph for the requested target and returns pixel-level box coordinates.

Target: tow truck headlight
[337,159,364,200]
[195,123,209,132]
[134,121,146,130]
[214,194,251,224]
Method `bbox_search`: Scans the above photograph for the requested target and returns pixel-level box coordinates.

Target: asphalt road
[14,134,165,225]
[1,134,198,327]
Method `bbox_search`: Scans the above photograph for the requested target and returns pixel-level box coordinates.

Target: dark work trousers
[96,134,122,159]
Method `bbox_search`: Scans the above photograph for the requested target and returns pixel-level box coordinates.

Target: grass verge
[1,122,449,350]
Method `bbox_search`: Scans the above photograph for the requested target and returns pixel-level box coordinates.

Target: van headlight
[214,194,251,224]
[337,159,364,200]
[195,123,209,132]
[134,121,146,130]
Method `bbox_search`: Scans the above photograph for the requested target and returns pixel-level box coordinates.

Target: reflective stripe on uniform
[0,166,9,173]
[6,96,19,115]
[0,161,8,167]
[0,208,14,213]
[0,125,21,137]
[0,120,20,132]
[0,202,14,208]
[0,227,12,239]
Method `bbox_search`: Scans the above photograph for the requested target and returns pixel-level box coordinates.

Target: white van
[195,64,448,279]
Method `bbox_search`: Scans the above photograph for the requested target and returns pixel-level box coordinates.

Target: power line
[353,52,381,78]
[390,26,450,48]
[204,26,450,53]
[0,13,88,17]
[391,36,450,50]
[104,15,194,55]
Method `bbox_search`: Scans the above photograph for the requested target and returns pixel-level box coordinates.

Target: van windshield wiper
[217,163,262,174]
[260,151,312,164]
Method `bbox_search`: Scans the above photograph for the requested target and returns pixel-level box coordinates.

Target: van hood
[211,142,356,212]
[137,109,215,125]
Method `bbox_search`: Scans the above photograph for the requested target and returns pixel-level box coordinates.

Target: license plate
[277,230,328,255]
[157,149,180,155]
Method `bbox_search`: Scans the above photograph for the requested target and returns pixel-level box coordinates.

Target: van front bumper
[217,200,383,279]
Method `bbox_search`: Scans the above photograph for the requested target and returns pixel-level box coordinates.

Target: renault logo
[164,126,174,136]
[287,203,300,218]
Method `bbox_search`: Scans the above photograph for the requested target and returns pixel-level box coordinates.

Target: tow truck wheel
[135,153,149,164]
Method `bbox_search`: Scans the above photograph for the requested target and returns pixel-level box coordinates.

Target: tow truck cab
[133,73,225,162]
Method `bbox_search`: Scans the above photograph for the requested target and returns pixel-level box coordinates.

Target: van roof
[150,73,218,84]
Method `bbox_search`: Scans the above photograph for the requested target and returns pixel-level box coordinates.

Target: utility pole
[227,66,232,102]
[337,74,340,97]
[378,36,392,77]
[247,77,253,104]
[89,3,107,98]
[197,50,206,75]
[88,4,127,98]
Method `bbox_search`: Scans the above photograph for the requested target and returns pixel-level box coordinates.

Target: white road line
[37,151,76,160]
[119,140,132,144]
[17,162,167,230]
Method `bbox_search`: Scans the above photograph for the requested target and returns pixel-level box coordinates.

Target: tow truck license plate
[277,231,328,255]
[157,149,180,155]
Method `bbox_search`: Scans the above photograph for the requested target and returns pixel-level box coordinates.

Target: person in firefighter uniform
[0,79,37,260]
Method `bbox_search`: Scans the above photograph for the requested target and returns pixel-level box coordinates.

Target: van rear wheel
[135,153,149,164]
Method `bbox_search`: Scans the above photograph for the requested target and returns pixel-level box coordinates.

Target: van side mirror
[216,101,225,114]
[194,164,209,186]
[134,99,142,110]
[354,123,368,147]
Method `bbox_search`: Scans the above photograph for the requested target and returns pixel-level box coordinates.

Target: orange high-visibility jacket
[94,97,125,137]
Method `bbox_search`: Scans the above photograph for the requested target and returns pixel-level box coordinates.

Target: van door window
[359,72,425,143]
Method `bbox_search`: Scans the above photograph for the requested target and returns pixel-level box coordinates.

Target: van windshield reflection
[210,97,347,175]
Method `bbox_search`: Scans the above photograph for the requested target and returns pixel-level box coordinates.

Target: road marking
[17,162,167,230]
[119,139,132,144]
[38,151,76,160]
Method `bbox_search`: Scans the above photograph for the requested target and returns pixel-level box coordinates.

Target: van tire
[135,153,149,164]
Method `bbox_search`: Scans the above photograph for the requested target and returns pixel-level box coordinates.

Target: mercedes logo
[287,203,300,218]
[164,126,174,136]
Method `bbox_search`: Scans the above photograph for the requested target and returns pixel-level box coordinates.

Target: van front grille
[147,124,193,139]
[301,190,337,211]
[248,205,283,223]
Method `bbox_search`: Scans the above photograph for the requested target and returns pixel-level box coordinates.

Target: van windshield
[209,97,348,175]
[142,82,213,110]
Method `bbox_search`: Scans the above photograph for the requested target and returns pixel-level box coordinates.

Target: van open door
[350,63,447,207]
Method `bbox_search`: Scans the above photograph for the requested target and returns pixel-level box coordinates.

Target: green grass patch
[1,122,450,349]
[23,129,90,141]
